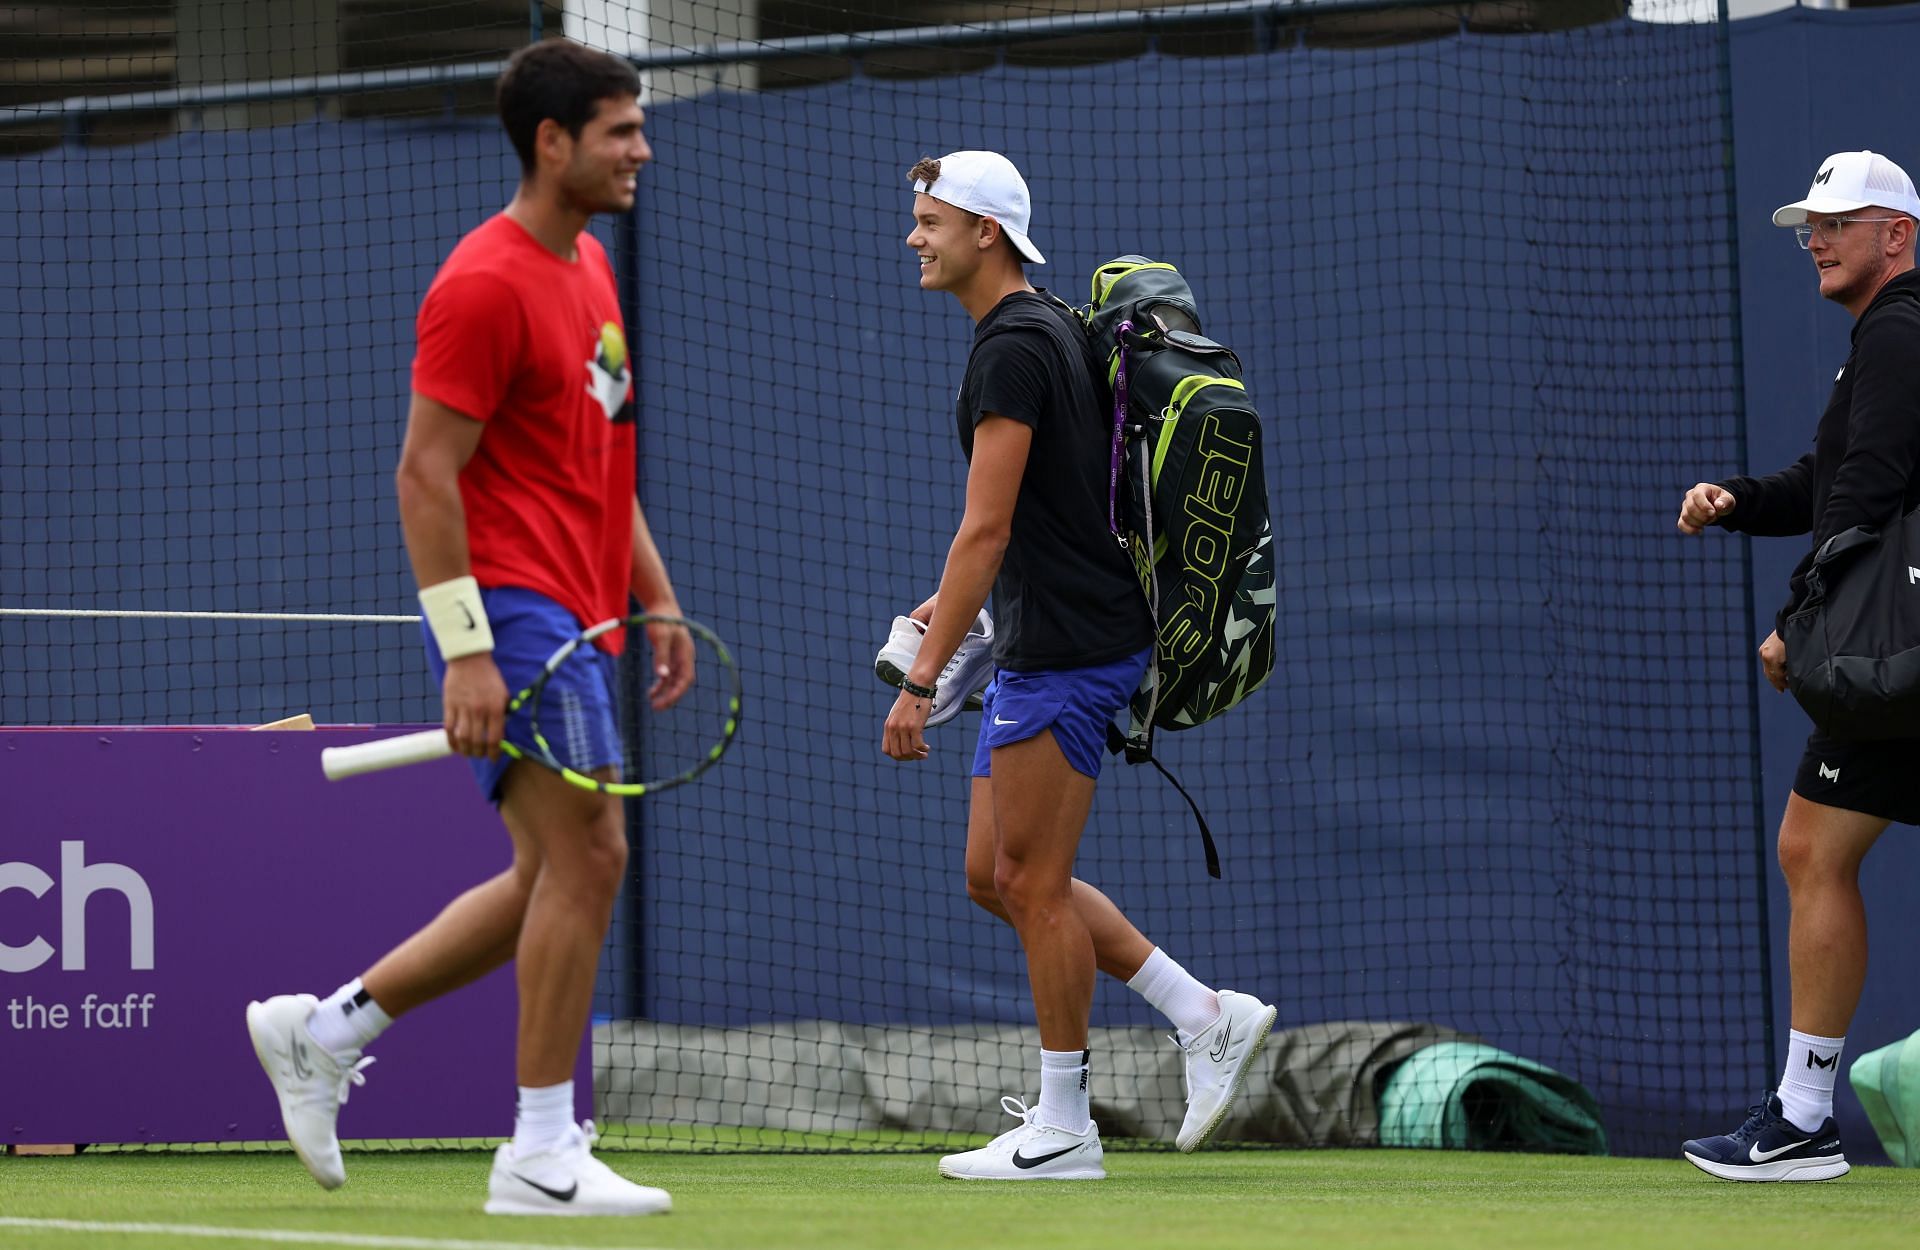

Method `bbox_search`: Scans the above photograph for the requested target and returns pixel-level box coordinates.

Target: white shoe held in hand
[874,609,995,725]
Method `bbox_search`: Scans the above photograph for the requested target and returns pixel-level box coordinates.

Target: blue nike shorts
[971,647,1152,781]
[423,585,620,806]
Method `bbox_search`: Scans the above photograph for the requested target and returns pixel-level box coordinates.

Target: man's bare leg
[496,760,627,1087]
[987,731,1099,1054]
[965,775,1152,981]
[1779,792,1889,1036]
[936,729,1109,1181]
[1772,792,1889,1131]
[477,761,672,1217]
[963,743,1274,1155]
[1680,791,1889,1181]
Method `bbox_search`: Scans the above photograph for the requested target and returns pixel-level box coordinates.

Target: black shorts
[1792,729,1920,826]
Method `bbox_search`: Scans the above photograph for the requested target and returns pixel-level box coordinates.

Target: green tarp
[1850,1028,1920,1167]
[1378,1041,1607,1155]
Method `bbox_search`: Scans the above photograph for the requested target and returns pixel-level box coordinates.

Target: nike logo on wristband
[459,603,477,630]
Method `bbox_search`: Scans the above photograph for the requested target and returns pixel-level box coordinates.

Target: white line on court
[0,1216,667,1250]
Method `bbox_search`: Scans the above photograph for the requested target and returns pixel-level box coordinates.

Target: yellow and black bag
[1082,256,1274,749]
[1068,257,1275,875]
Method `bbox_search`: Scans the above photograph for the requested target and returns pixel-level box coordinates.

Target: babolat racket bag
[1079,255,1275,761]
[1782,504,1920,740]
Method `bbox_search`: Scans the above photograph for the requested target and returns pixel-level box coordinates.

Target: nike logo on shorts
[994,715,1019,726]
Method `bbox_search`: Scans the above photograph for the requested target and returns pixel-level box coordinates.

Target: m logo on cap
[1815,167,1834,185]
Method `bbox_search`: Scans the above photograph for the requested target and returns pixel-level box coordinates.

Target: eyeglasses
[1793,216,1900,249]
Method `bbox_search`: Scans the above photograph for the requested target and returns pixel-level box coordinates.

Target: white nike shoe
[874,610,996,726]
[245,994,375,1190]
[1174,989,1278,1152]
[485,1121,672,1216]
[938,1096,1105,1181]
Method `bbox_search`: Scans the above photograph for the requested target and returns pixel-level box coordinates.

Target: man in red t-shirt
[245,41,687,1216]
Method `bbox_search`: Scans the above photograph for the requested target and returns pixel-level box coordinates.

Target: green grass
[3,1149,1919,1250]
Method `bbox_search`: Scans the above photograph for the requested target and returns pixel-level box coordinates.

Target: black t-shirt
[956,290,1154,671]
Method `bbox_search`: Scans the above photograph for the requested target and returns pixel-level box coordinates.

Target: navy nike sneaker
[1682,1092,1848,1181]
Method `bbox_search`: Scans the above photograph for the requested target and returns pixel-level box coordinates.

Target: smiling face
[552,95,651,215]
[906,192,990,294]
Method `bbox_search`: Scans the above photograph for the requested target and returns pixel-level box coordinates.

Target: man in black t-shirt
[881,150,1276,1180]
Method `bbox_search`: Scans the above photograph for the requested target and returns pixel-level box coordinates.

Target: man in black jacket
[1676,150,1920,1182]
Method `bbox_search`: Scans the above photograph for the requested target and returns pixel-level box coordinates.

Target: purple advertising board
[0,727,590,1146]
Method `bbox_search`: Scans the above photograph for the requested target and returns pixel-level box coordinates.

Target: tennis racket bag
[1078,256,1275,760]
[1782,504,1920,739]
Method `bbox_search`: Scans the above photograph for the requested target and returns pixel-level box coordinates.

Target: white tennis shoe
[1174,989,1277,1152]
[485,1121,672,1216]
[938,1096,1105,1181]
[245,993,375,1190]
[874,609,996,726]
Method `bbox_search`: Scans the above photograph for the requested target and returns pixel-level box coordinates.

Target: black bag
[1052,258,1275,878]
[1079,257,1274,753]
[1782,505,1920,740]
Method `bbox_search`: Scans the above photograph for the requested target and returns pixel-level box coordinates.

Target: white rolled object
[320,729,454,781]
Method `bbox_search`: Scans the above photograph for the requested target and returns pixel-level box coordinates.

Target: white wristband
[419,575,494,660]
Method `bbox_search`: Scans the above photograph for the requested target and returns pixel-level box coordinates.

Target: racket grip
[321,728,455,780]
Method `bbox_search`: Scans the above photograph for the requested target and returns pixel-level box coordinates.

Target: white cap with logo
[1773,150,1920,226]
[912,150,1047,265]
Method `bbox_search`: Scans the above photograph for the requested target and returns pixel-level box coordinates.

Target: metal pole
[1,0,1480,128]
[1715,0,1777,1090]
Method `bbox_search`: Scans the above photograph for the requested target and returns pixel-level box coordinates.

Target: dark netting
[0,1,1765,1157]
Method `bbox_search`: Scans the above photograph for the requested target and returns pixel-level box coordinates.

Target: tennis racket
[321,612,741,797]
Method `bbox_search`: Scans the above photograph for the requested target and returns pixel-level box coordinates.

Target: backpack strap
[1104,723,1223,880]
[1108,319,1133,537]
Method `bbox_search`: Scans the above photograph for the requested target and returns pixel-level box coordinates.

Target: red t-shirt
[412,215,636,653]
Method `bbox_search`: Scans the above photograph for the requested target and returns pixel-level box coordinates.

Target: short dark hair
[906,156,1024,268]
[497,40,642,175]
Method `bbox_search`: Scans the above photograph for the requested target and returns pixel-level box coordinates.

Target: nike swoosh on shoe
[1748,1139,1812,1164]
[510,1172,579,1201]
[1011,1145,1081,1170]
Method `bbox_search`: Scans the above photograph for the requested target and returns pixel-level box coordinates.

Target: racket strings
[531,614,740,796]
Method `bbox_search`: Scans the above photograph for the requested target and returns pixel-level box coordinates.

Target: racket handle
[321,728,455,780]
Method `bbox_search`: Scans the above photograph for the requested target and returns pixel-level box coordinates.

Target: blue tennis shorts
[423,586,620,805]
[971,647,1152,781]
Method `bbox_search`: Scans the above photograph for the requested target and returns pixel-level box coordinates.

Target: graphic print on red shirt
[412,214,636,653]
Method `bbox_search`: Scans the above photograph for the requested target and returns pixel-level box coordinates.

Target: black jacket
[1716,269,1920,635]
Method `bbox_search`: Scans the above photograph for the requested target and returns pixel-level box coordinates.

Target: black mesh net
[0,1,1766,1157]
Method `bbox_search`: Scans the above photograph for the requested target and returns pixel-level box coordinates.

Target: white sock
[1036,1048,1091,1133]
[512,1081,577,1160]
[1777,1029,1845,1133]
[1127,948,1221,1041]
[304,978,392,1056]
